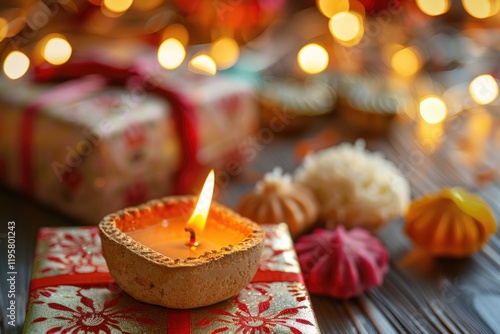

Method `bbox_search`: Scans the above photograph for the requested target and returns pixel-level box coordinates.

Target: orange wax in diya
[124,218,247,259]
[99,170,265,309]
[405,187,497,258]
[124,170,244,259]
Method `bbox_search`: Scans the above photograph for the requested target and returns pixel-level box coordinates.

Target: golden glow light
[162,24,189,46]
[185,169,215,235]
[43,35,72,66]
[189,54,217,75]
[316,0,349,18]
[103,0,133,13]
[210,37,239,70]
[0,18,8,42]
[416,0,450,16]
[469,74,499,105]
[329,11,364,46]
[157,38,185,70]
[419,96,448,124]
[462,0,499,18]
[3,8,26,37]
[132,0,163,11]
[297,43,329,75]
[3,50,29,80]
[391,47,421,77]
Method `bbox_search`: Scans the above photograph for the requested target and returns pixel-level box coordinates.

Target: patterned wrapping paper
[24,224,320,333]
[0,69,259,223]
[0,76,180,223]
[133,61,260,167]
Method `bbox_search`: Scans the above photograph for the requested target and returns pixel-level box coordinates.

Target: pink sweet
[295,226,389,299]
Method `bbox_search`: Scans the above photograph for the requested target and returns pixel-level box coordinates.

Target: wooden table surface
[1,110,499,333]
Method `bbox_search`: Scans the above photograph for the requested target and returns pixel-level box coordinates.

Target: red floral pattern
[243,283,272,295]
[26,224,320,333]
[32,287,157,334]
[258,224,298,272]
[34,227,107,279]
[198,294,314,333]
[287,282,309,303]
[30,287,58,300]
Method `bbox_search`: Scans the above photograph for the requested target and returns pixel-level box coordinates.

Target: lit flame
[189,54,217,75]
[416,0,450,16]
[43,34,72,66]
[157,38,185,70]
[419,96,448,124]
[3,50,30,80]
[185,169,215,237]
[469,74,499,105]
[297,43,329,75]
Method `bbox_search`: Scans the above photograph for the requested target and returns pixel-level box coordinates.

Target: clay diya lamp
[99,170,265,309]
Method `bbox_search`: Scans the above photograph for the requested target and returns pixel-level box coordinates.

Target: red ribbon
[20,104,39,193]
[20,60,200,196]
[29,272,115,292]
[167,309,192,334]
[20,75,108,193]
[29,269,303,292]
[252,270,304,284]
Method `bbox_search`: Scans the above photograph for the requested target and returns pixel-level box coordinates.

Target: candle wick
[185,227,199,247]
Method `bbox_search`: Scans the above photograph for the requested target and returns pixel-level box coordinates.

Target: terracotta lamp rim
[99,195,265,267]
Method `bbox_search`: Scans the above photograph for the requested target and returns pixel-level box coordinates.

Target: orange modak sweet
[405,188,497,257]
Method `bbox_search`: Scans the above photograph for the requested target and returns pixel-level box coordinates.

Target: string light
[210,37,240,70]
[416,0,450,16]
[3,8,26,37]
[419,96,448,124]
[132,0,163,11]
[0,18,8,42]
[103,0,133,14]
[42,34,72,66]
[3,50,30,80]
[391,47,421,77]
[162,24,189,46]
[316,0,349,18]
[157,38,185,70]
[329,11,364,46]
[462,0,499,19]
[189,55,217,75]
[297,43,329,75]
[469,74,499,105]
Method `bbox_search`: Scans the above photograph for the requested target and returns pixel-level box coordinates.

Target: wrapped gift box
[133,55,259,167]
[0,62,258,223]
[24,223,319,333]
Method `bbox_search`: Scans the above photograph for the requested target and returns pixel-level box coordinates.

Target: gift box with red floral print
[24,223,319,333]
[0,64,258,224]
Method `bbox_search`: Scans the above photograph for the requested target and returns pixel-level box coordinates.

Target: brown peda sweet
[238,168,319,237]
